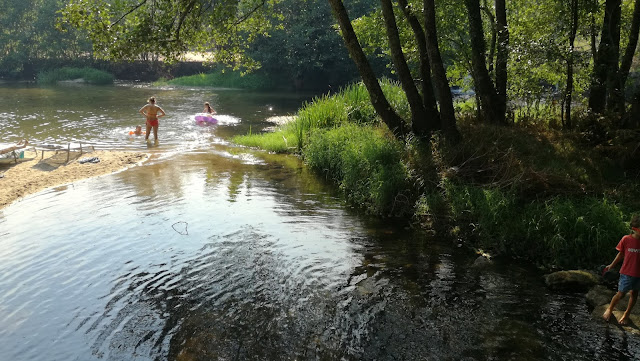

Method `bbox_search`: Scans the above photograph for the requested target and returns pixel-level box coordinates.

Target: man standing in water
[139,96,166,144]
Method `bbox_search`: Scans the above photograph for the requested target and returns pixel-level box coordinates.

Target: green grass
[433,179,628,268]
[233,79,406,152]
[304,123,413,216]
[156,70,274,90]
[37,67,114,85]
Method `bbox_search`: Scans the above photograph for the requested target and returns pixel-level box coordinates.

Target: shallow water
[0,83,638,360]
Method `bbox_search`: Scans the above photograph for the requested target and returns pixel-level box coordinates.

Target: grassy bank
[155,69,276,90]
[232,80,639,269]
[37,67,114,85]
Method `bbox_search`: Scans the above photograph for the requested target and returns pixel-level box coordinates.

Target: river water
[0,82,637,360]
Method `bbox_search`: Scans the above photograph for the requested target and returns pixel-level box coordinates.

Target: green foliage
[248,0,370,89]
[304,124,412,215]
[60,0,281,70]
[440,179,628,268]
[0,0,92,78]
[157,71,275,90]
[37,67,114,85]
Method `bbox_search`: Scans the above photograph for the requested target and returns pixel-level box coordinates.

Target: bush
[37,67,114,85]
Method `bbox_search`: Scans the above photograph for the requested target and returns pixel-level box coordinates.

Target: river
[0,82,636,360]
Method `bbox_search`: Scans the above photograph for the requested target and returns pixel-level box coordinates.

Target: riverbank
[0,149,149,210]
[232,81,640,270]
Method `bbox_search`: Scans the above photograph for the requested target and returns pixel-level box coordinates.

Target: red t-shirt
[616,234,640,277]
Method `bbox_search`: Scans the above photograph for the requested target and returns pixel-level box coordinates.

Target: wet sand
[0,148,149,210]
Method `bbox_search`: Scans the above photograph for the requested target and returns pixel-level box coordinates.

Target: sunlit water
[0,83,638,360]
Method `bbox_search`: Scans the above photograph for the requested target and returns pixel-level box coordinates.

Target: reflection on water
[0,84,639,360]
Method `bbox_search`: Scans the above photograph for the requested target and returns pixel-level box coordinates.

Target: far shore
[0,149,149,210]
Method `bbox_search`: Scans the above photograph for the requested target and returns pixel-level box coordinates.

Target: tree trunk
[481,0,497,74]
[464,0,505,124]
[590,12,597,62]
[328,0,407,138]
[424,0,460,142]
[615,0,640,115]
[605,1,622,114]
[494,0,508,119]
[629,89,640,128]
[588,0,621,114]
[396,0,441,131]
[564,0,579,130]
[621,0,640,86]
[380,0,431,136]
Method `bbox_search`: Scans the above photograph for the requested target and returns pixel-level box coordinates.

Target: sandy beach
[0,148,149,210]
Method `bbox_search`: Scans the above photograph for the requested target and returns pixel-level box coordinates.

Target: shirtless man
[139,96,166,143]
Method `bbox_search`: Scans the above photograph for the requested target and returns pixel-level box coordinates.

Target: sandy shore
[0,149,149,210]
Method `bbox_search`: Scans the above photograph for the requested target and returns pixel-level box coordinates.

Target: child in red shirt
[603,215,640,325]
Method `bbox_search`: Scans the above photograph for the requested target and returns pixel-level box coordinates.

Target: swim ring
[194,113,218,124]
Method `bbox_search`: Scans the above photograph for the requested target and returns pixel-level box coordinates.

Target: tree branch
[175,0,198,42]
[234,0,267,25]
[110,0,148,27]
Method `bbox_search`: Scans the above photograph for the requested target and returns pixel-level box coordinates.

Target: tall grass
[37,67,114,85]
[157,71,274,90]
[233,79,406,152]
[437,179,628,268]
[304,124,413,216]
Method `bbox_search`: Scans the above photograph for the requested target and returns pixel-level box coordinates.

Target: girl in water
[204,102,216,114]
[139,96,166,143]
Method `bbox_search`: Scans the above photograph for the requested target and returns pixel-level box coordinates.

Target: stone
[544,270,599,292]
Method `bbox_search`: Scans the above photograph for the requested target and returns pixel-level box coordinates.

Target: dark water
[0,83,638,361]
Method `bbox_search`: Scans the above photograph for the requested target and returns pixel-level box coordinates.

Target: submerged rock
[586,285,615,308]
[544,270,599,292]
[471,255,493,269]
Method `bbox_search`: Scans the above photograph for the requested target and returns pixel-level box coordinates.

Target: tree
[464,0,507,125]
[588,0,622,114]
[61,0,281,71]
[564,0,579,129]
[247,0,370,90]
[0,0,91,78]
[328,0,408,137]
[333,0,462,141]
[424,0,460,141]
[380,0,433,136]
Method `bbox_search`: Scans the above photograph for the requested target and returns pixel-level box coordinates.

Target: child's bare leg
[619,290,638,325]
[145,123,152,140]
[604,291,625,321]
[153,126,158,141]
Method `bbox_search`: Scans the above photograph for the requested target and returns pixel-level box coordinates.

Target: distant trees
[247,0,373,90]
[0,0,91,78]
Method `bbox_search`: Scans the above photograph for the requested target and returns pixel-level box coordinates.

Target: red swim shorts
[146,118,159,127]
